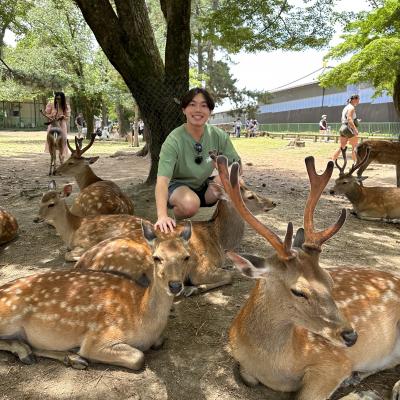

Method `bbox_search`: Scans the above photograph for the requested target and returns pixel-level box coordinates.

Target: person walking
[234,118,242,138]
[154,87,241,233]
[75,112,85,138]
[319,114,328,142]
[44,91,70,158]
[332,94,360,162]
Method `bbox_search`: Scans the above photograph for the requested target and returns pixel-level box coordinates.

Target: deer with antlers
[355,140,400,187]
[0,207,18,245]
[75,176,276,295]
[55,134,134,217]
[330,147,400,222]
[216,154,400,399]
[36,181,146,261]
[0,220,191,370]
[40,110,66,176]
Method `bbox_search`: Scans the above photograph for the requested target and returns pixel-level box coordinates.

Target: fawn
[331,147,400,222]
[0,221,191,370]
[217,154,400,400]
[55,135,134,217]
[0,207,18,245]
[36,181,146,261]
[75,179,276,296]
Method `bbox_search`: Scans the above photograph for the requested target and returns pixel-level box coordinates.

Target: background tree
[320,0,400,115]
[74,0,338,182]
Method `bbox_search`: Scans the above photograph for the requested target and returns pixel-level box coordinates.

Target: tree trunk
[393,72,400,118]
[136,125,150,156]
[74,0,191,183]
[116,102,130,138]
[101,99,108,128]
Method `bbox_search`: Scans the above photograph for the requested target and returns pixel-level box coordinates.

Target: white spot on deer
[97,203,102,209]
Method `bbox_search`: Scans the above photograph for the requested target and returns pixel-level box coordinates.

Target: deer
[0,220,191,370]
[216,154,400,400]
[0,207,18,245]
[330,147,400,222]
[35,181,146,261]
[54,134,134,217]
[75,164,276,296]
[355,140,400,187]
[40,110,66,176]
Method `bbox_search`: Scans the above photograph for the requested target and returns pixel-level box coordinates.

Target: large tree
[74,0,337,183]
[320,0,400,115]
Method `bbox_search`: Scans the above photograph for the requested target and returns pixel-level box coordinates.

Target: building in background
[210,82,399,126]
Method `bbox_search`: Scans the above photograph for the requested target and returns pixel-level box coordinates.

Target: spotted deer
[55,134,134,216]
[36,181,146,261]
[40,110,66,176]
[75,178,276,296]
[0,221,191,370]
[217,154,400,400]
[355,140,400,186]
[0,207,18,245]
[331,147,400,222]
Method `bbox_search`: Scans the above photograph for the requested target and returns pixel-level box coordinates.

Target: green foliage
[320,0,400,97]
[199,0,337,53]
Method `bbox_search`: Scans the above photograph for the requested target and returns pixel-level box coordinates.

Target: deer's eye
[291,289,308,299]
[184,256,190,262]
[48,204,55,208]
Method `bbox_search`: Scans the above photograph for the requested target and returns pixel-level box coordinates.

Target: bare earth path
[0,132,399,400]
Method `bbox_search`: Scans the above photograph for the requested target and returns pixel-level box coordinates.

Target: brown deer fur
[75,182,276,296]
[55,135,134,216]
[0,221,191,370]
[356,140,400,186]
[331,147,400,222]
[0,207,18,245]
[37,185,146,261]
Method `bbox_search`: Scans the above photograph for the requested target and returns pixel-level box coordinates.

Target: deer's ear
[207,182,228,201]
[141,220,158,247]
[293,228,305,248]
[357,176,368,182]
[180,221,192,242]
[226,251,271,278]
[85,156,99,165]
[62,184,73,198]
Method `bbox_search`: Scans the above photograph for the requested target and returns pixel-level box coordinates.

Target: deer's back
[0,207,18,245]
[70,180,135,216]
[358,141,400,164]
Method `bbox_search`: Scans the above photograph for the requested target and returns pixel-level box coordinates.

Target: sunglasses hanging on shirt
[194,142,203,164]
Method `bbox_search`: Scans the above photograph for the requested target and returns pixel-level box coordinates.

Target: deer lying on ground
[75,177,276,296]
[0,207,18,245]
[55,134,134,217]
[36,181,146,261]
[0,221,191,370]
[217,154,400,400]
[330,147,400,222]
[40,110,66,176]
[355,140,400,186]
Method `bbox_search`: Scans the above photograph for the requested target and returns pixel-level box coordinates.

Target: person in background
[332,94,361,162]
[75,112,85,138]
[44,91,70,158]
[154,87,241,233]
[319,114,328,142]
[234,118,242,138]
[138,119,144,136]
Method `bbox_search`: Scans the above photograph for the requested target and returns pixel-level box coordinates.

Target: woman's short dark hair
[180,87,215,111]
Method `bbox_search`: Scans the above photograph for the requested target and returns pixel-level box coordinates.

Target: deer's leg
[295,363,352,400]
[151,336,165,350]
[396,164,400,188]
[184,267,232,296]
[0,339,36,364]
[65,247,85,262]
[79,336,145,370]
[32,348,88,369]
[238,364,260,386]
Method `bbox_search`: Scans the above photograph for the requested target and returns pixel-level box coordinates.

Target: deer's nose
[168,281,183,295]
[329,189,335,195]
[341,329,358,347]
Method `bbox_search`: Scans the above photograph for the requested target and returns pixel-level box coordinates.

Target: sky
[227,0,371,93]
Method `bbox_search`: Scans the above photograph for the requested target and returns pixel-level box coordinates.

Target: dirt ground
[1,132,400,400]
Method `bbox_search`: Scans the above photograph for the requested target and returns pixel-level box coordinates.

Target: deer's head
[217,156,357,348]
[142,221,192,296]
[36,181,72,222]
[56,135,98,176]
[330,147,370,195]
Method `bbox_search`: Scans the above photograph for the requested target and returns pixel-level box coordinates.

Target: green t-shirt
[157,124,240,190]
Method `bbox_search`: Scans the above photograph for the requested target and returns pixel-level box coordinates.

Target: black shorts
[167,178,216,209]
